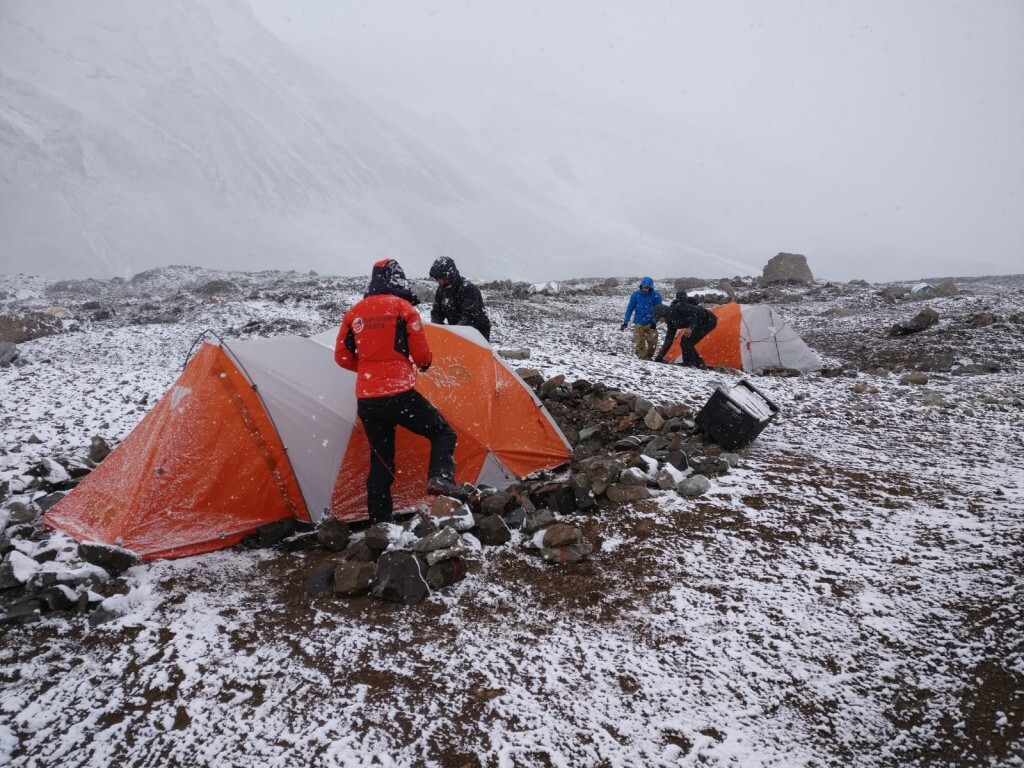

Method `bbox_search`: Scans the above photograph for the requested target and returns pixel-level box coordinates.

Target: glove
[653,355,664,363]
[620,322,628,331]
[418,363,431,373]
[647,323,658,330]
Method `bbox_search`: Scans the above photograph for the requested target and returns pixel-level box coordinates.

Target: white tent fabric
[738,304,822,373]
[226,330,357,523]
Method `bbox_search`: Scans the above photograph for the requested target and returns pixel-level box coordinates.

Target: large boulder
[0,312,63,343]
[762,253,814,285]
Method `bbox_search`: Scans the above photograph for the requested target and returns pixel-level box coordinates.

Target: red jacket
[335,293,432,398]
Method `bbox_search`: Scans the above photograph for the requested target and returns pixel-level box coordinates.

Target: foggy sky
[249,0,1024,281]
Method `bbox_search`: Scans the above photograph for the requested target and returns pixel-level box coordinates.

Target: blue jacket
[623,277,663,326]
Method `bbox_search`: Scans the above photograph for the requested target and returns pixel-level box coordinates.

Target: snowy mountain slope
[0,0,685,282]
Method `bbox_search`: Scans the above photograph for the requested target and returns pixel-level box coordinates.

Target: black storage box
[695,379,780,450]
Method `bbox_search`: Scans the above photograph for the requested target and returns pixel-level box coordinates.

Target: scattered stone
[899,372,929,386]
[0,341,18,367]
[889,308,939,336]
[677,475,711,497]
[498,348,531,360]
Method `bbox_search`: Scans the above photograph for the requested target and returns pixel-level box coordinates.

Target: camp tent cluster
[44,325,572,560]
[664,302,822,373]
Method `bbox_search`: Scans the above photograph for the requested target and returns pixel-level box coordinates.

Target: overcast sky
[248,0,1023,281]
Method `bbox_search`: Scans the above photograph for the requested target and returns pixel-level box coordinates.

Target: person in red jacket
[335,259,460,524]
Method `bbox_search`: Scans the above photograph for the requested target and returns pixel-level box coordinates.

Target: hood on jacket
[640,276,655,290]
[366,259,418,305]
[429,257,461,282]
[653,303,669,321]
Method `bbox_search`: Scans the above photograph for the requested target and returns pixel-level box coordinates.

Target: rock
[677,475,711,497]
[542,523,583,549]
[7,501,38,524]
[333,561,377,597]
[0,312,63,343]
[516,368,544,387]
[967,312,997,327]
[476,515,512,546]
[254,519,296,547]
[523,508,557,534]
[501,507,527,530]
[762,253,814,285]
[0,341,18,367]
[530,483,576,514]
[316,518,352,552]
[889,308,939,336]
[479,492,515,517]
[899,372,929,386]
[617,467,648,486]
[40,584,78,611]
[643,408,665,431]
[426,557,469,589]
[540,538,593,565]
[539,375,566,396]
[438,505,475,532]
[340,541,375,563]
[304,562,337,596]
[497,348,531,360]
[1,599,42,625]
[932,279,958,297]
[412,526,461,553]
[364,523,398,552]
[372,551,429,605]
[88,436,112,464]
[78,542,140,573]
[605,483,651,502]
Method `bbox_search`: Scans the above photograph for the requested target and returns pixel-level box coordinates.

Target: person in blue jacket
[620,277,663,359]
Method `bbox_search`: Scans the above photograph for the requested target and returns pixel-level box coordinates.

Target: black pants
[679,315,717,367]
[357,389,457,524]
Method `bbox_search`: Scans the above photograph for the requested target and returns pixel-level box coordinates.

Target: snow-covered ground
[1,268,1022,767]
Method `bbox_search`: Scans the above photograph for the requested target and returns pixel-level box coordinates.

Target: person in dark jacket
[652,300,718,367]
[620,276,662,360]
[335,258,463,523]
[428,257,491,341]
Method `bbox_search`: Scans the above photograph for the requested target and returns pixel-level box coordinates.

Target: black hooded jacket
[654,300,717,361]
[429,257,491,341]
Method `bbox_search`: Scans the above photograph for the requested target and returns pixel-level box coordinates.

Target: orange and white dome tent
[44,325,571,559]
[664,302,822,373]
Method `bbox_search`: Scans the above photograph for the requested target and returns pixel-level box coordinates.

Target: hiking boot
[426,477,475,500]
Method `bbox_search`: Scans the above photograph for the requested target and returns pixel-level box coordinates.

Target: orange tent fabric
[44,344,308,560]
[329,325,571,522]
[44,324,572,557]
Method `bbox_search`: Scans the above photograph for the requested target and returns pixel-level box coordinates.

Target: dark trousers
[357,389,457,524]
[679,316,717,367]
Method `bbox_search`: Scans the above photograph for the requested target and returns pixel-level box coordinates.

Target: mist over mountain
[0,0,716,282]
